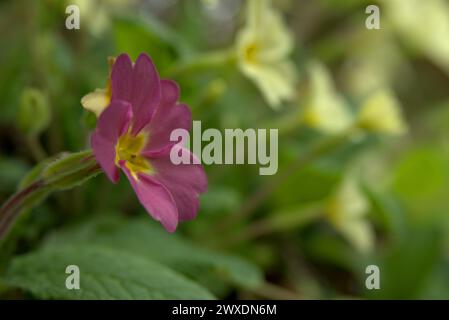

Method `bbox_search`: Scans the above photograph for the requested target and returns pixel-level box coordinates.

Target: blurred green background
[1,0,449,300]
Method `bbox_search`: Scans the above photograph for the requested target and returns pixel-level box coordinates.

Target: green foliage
[367,227,444,299]
[1,0,449,300]
[0,158,29,193]
[43,216,263,292]
[392,146,449,223]
[274,164,342,207]
[113,14,192,71]
[4,245,214,299]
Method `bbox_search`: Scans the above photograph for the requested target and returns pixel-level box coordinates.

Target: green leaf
[364,186,407,240]
[392,146,449,223]
[302,231,360,272]
[44,217,263,291]
[367,226,444,299]
[200,186,241,215]
[274,164,342,207]
[113,15,192,71]
[3,245,214,300]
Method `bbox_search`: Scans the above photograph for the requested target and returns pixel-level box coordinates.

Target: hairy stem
[0,151,101,240]
[0,180,45,238]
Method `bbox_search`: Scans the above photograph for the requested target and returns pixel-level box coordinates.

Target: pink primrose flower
[91,53,207,232]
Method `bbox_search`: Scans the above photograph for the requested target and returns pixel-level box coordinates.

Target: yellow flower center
[303,110,321,128]
[244,42,259,64]
[115,131,152,179]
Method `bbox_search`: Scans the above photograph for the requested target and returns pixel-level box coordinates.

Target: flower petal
[339,219,374,254]
[357,89,408,135]
[111,54,133,103]
[242,60,296,109]
[121,162,179,232]
[94,100,132,142]
[81,88,110,117]
[111,53,162,134]
[131,54,161,134]
[243,0,293,61]
[148,145,207,221]
[144,79,192,153]
[92,134,120,183]
[91,100,132,183]
[303,62,353,134]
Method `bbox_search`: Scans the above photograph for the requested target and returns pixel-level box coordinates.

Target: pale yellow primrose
[302,62,353,134]
[325,176,374,254]
[69,0,135,36]
[300,61,407,137]
[357,89,408,135]
[236,0,296,109]
[81,57,115,117]
[384,0,449,74]
[81,88,110,117]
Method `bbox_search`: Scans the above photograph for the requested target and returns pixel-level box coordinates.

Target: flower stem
[26,135,47,162]
[224,205,323,247]
[165,48,236,78]
[0,151,101,240]
[0,180,44,238]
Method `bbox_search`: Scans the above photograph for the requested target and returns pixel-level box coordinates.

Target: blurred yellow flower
[325,176,374,253]
[341,30,409,100]
[81,88,110,117]
[302,62,353,134]
[81,57,115,117]
[236,0,296,109]
[70,0,135,36]
[384,0,449,73]
[357,89,408,135]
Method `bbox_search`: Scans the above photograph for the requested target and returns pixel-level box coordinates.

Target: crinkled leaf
[44,217,263,291]
[3,245,214,300]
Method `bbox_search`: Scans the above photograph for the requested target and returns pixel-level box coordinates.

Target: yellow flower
[384,0,449,73]
[357,89,408,135]
[341,30,408,99]
[302,62,353,134]
[236,0,296,109]
[70,0,135,36]
[81,57,115,117]
[325,176,374,253]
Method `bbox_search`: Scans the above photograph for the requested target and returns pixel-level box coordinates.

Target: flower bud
[17,88,51,137]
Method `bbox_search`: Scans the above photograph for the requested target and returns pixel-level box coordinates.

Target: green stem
[165,48,236,78]
[0,151,101,240]
[222,205,322,247]
[26,135,47,162]
[0,180,44,239]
